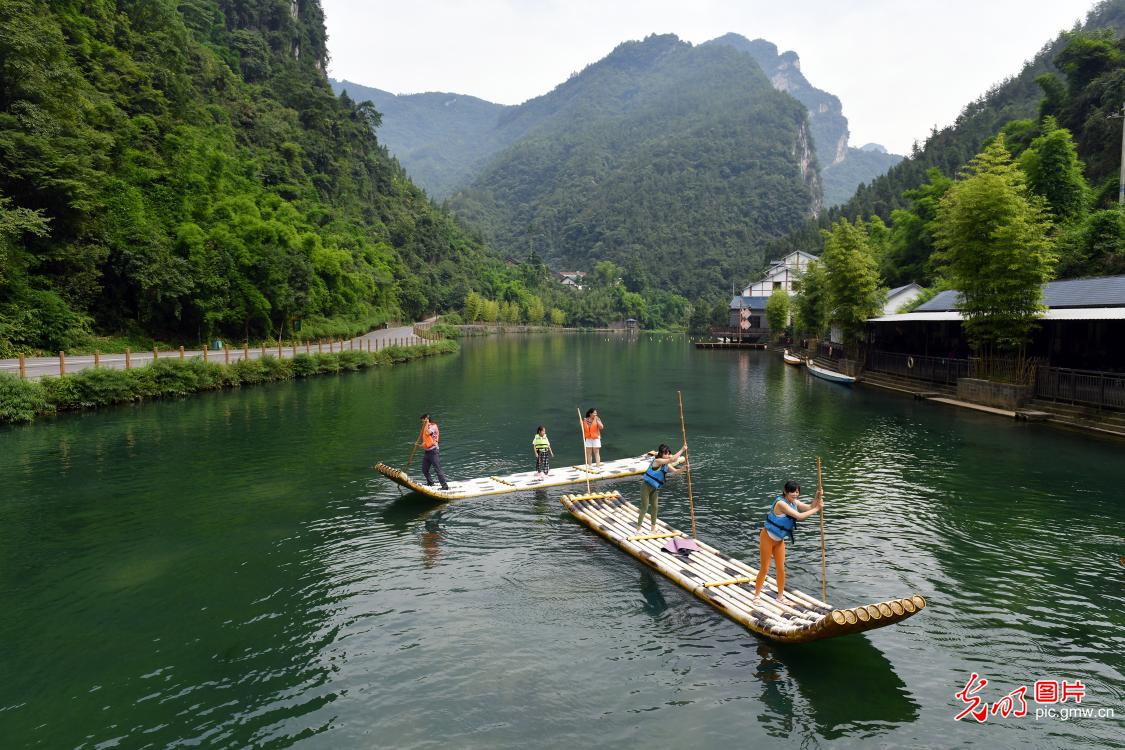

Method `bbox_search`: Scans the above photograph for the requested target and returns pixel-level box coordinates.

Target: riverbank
[773,345,1125,440]
[0,340,457,425]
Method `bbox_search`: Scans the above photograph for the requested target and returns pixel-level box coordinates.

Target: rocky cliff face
[705,35,848,168]
[795,119,823,217]
[705,33,902,206]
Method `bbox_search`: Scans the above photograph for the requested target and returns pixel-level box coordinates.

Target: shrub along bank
[0,340,458,425]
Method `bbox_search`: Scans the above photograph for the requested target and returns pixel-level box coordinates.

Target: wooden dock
[695,341,767,350]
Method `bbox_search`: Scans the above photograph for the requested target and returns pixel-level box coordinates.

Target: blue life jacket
[643,460,668,489]
[763,497,797,542]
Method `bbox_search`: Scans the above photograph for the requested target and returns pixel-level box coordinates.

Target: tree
[765,288,789,339]
[1056,207,1125,276]
[793,260,830,338]
[881,169,953,286]
[525,295,545,324]
[591,260,623,288]
[933,137,1056,355]
[549,307,566,326]
[463,291,484,321]
[1018,118,1088,223]
[820,219,885,348]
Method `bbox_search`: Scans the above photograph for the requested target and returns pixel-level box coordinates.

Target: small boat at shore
[560,490,926,643]
[375,454,679,500]
[783,349,803,366]
[806,359,856,385]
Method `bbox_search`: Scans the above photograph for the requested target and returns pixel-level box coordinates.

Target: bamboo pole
[577,407,591,494]
[817,455,826,603]
[677,390,696,538]
[405,417,429,473]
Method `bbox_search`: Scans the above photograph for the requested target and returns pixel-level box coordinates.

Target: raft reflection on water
[754,637,918,739]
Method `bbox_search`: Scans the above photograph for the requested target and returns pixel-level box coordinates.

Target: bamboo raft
[560,490,926,643]
[375,454,677,500]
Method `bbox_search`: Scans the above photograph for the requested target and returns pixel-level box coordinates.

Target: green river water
[1,334,1122,749]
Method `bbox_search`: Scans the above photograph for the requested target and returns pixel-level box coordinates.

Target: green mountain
[333,34,900,209]
[443,34,821,300]
[0,0,501,353]
[329,81,511,199]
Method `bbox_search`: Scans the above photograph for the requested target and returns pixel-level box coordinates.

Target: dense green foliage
[0,0,505,354]
[329,80,510,200]
[460,255,692,329]
[933,139,1056,353]
[792,260,830,338]
[446,35,820,302]
[0,339,456,424]
[765,288,789,338]
[819,220,885,346]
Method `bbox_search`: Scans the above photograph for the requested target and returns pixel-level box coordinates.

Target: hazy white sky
[322,0,1098,155]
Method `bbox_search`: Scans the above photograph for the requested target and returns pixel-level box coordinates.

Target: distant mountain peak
[858,143,888,153]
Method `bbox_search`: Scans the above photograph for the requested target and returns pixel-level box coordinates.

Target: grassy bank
[0,341,457,425]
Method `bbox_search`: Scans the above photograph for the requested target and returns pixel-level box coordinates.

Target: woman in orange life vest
[752,480,822,605]
[417,413,449,490]
[582,408,605,467]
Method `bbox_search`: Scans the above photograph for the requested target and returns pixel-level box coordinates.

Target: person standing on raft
[637,443,688,531]
[417,414,450,491]
[753,481,822,605]
[532,425,554,477]
[582,408,605,467]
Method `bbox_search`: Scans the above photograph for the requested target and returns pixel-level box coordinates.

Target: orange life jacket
[583,418,601,439]
[422,423,440,450]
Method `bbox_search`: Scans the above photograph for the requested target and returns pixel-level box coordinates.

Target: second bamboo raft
[560,490,926,643]
[375,454,679,500]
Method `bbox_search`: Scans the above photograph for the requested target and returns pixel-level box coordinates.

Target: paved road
[1,321,433,380]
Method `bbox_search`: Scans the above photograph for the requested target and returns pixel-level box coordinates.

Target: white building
[884,283,925,314]
[741,250,818,297]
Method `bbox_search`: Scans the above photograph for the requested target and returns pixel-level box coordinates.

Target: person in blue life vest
[752,480,823,605]
[532,425,554,477]
[636,443,688,531]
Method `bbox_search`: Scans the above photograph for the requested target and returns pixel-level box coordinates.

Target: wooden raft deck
[560,490,926,643]
[375,454,668,500]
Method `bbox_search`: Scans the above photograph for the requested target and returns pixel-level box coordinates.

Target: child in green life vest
[532,425,554,477]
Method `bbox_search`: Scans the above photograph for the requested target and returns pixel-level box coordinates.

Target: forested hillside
[329,80,510,199]
[0,0,503,355]
[445,34,821,300]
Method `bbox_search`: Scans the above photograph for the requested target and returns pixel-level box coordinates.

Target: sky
[322,0,1100,155]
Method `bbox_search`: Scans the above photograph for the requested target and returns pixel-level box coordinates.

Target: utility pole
[1111,102,1125,206]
